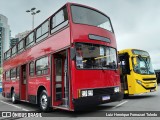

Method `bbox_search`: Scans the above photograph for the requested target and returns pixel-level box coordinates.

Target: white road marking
[22,108,29,111]
[139,93,144,95]
[113,100,128,109]
[0,100,29,111]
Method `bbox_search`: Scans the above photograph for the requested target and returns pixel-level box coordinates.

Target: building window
[25,32,34,48]
[51,7,68,33]
[18,40,24,53]
[10,68,16,80]
[36,20,49,42]
[11,45,17,57]
[36,57,49,75]
[29,62,34,76]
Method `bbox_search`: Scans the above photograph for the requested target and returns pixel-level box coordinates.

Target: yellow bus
[118,49,157,96]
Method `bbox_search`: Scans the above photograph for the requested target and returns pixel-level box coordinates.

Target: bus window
[51,7,68,33]
[36,57,49,75]
[6,50,11,59]
[36,20,49,42]
[18,40,24,53]
[25,32,35,48]
[71,5,113,32]
[75,43,117,69]
[11,45,17,57]
[10,68,16,80]
[29,62,34,76]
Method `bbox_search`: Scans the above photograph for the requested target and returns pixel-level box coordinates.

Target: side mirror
[70,48,76,60]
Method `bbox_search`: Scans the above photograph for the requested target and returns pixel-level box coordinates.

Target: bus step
[62,98,68,107]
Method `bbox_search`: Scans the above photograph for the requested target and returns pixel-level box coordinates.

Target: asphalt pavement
[0,84,160,120]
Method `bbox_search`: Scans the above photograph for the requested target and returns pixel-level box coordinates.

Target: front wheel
[39,90,50,112]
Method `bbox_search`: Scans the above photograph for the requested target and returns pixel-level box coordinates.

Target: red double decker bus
[2,3,123,111]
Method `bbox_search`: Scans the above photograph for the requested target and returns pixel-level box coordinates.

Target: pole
[26,8,40,30]
[32,14,34,29]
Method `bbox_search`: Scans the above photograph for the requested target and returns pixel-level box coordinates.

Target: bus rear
[119,49,157,96]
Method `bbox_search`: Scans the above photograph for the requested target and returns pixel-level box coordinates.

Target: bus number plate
[102,96,110,101]
[150,89,155,92]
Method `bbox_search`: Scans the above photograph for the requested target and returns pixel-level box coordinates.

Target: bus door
[119,53,130,92]
[52,50,69,108]
[20,64,28,101]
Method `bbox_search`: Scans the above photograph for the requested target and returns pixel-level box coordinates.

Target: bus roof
[118,48,149,56]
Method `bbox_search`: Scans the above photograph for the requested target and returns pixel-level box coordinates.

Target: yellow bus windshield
[132,55,155,75]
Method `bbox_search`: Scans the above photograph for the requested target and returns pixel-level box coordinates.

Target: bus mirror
[133,57,137,65]
[70,48,76,60]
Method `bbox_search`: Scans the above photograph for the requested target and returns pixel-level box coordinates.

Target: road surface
[0,84,160,119]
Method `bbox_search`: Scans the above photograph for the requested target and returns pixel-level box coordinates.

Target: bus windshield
[75,43,117,69]
[133,56,155,75]
[71,5,113,32]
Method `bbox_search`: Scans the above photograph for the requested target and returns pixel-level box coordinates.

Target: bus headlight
[114,87,120,93]
[136,80,142,85]
[88,90,93,96]
[81,90,87,97]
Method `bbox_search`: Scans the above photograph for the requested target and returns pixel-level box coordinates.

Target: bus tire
[39,90,50,112]
[11,91,17,104]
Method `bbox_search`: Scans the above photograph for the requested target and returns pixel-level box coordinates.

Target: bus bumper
[73,92,123,111]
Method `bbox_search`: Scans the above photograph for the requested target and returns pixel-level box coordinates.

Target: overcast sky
[0,0,160,69]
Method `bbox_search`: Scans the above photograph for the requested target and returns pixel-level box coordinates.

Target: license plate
[102,96,110,101]
[150,89,155,92]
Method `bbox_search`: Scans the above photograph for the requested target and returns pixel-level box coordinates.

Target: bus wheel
[39,90,50,112]
[11,91,17,104]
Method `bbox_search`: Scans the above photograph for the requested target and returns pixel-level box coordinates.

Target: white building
[15,30,31,40]
[0,14,10,67]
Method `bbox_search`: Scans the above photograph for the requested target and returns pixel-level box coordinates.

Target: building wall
[0,14,10,67]
[15,30,31,40]
[0,27,4,67]
[10,37,19,47]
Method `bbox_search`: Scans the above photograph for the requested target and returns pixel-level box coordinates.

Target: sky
[0,0,160,69]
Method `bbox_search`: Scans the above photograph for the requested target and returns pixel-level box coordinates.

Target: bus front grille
[143,78,157,81]
[93,87,114,96]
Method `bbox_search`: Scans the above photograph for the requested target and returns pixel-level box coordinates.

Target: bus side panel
[3,80,19,99]
[3,27,71,71]
[126,73,136,94]
[12,80,20,99]
[3,81,12,98]
[28,77,51,104]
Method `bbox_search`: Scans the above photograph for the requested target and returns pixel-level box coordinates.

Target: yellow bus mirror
[133,57,137,65]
